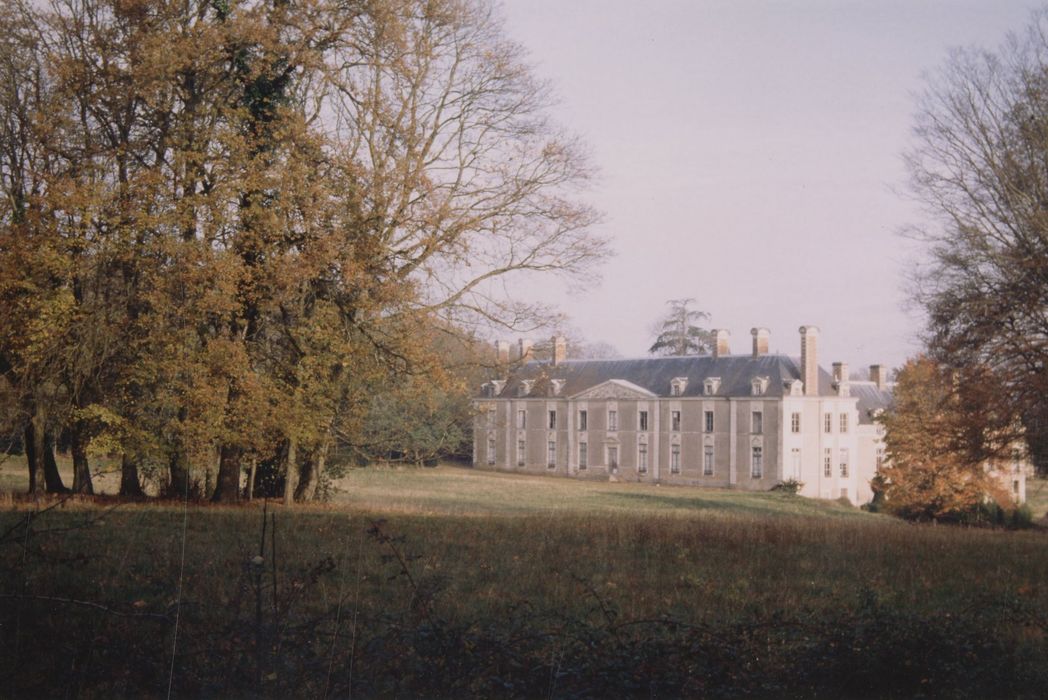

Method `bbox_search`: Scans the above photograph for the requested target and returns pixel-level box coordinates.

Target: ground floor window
[607,445,619,473]
[703,446,714,475]
[839,448,849,478]
[638,443,648,474]
[487,436,496,465]
[547,440,556,469]
[670,444,681,474]
[579,442,588,470]
[823,448,831,477]
[517,439,526,467]
[751,446,763,478]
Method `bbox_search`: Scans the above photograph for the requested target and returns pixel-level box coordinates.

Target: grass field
[1,464,1046,697]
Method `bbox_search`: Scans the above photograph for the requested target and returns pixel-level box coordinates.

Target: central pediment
[570,379,657,401]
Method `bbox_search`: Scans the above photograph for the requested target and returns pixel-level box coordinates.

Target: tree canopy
[0,0,608,501]
[648,298,712,356]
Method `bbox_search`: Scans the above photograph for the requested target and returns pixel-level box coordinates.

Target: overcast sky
[498,0,1039,371]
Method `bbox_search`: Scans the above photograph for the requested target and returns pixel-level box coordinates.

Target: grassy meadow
[0,463,1046,697]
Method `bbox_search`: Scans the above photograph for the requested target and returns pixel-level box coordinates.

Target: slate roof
[487,354,839,399]
[850,381,894,424]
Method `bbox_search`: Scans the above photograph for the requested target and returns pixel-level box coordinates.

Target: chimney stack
[552,335,567,366]
[713,329,731,358]
[750,327,770,357]
[494,340,510,364]
[870,364,886,390]
[832,362,848,383]
[517,338,534,363]
[799,326,820,396]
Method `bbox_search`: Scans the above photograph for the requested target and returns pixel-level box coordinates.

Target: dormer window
[550,379,565,396]
[785,379,803,397]
[670,377,688,396]
[703,377,721,396]
[482,380,505,398]
[518,380,533,397]
[751,376,769,396]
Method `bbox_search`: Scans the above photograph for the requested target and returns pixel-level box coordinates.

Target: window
[639,410,649,432]
[671,384,681,397]
[751,446,763,478]
[578,410,587,431]
[671,377,688,396]
[1012,449,1022,473]
[517,409,526,429]
[704,410,714,433]
[487,408,496,429]
[517,439,526,467]
[1014,480,1021,496]
[671,410,681,432]
[608,410,618,432]
[752,411,763,434]
[578,442,588,469]
[548,410,557,430]
[791,412,801,433]
[547,440,556,469]
[704,378,720,395]
[671,444,681,474]
[876,447,885,469]
[791,448,801,477]
[839,448,849,477]
[487,437,496,465]
[607,446,619,472]
[824,412,832,433]
[839,413,849,433]
[638,443,649,474]
[823,448,832,477]
[840,487,849,499]
[703,445,714,475]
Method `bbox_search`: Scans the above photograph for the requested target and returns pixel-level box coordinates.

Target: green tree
[648,298,712,356]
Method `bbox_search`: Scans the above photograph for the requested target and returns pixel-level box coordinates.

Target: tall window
[487,408,496,428]
[791,412,801,433]
[839,448,849,477]
[578,410,588,431]
[639,410,649,432]
[517,439,526,466]
[839,413,849,433]
[752,411,763,434]
[671,444,681,474]
[517,409,526,429]
[579,442,588,469]
[791,448,801,477]
[487,437,496,465]
[704,410,714,433]
[823,448,832,477]
[608,410,618,431]
[547,440,556,469]
[703,445,714,475]
[638,443,649,474]
[607,446,619,472]
[671,410,681,432]
[751,446,763,478]
[824,413,832,433]
[548,410,557,430]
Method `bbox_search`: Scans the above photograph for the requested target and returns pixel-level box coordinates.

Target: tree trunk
[167,449,191,498]
[119,453,144,498]
[294,449,320,503]
[246,457,257,501]
[69,425,94,495]
[282,438,297,506]
[212,444,242,503]
[23,414,44,497]
[42,432,68,493]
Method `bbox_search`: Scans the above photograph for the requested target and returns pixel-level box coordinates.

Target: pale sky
[499,0,1039,371]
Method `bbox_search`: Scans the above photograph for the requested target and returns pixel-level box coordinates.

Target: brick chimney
[517,338,533,362]
[712,329,730,358]
[552,335,567,366]
[750,327,769,357]
[799,326,820,396]
[494,340,510,364]
[870,364,887,390]
[832,362,849,396]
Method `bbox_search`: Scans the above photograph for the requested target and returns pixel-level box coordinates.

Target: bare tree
[906,11,1048,470]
